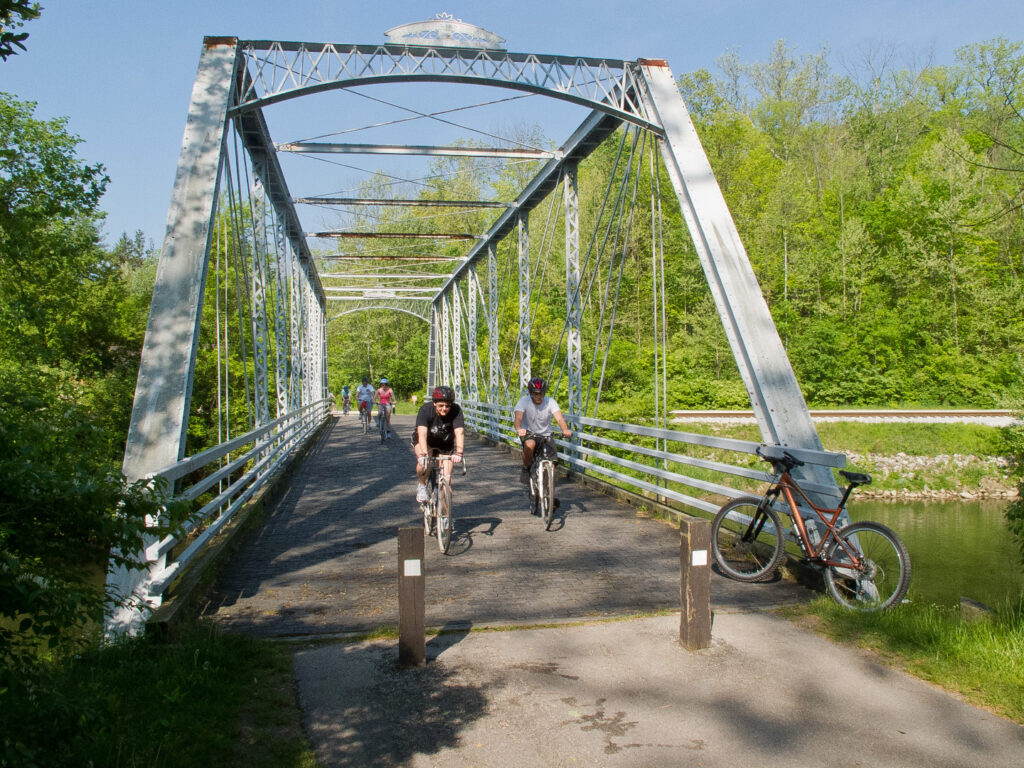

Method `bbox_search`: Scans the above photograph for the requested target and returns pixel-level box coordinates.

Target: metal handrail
[140,399,330,601]
[460,398,845,518]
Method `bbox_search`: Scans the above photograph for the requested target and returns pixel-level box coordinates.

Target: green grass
[678,421,1006,457]
[815,422,1005,457]
[0,622,318,768]
[782,597,1024,724]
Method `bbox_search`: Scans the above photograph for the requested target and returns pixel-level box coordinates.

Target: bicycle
[377,403,388,443]
[342,395,350,415]
[711,445,911,611]
[359,402,371,434]
[420,452,455,554]
[524,432,558,530]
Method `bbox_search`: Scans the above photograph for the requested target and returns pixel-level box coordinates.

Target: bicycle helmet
[526,376,547,396]
[379,377,389,384]
[431,385,455,403]
[361,377,369,385]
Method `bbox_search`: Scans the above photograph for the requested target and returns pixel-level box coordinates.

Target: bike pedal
[553,498,560,509]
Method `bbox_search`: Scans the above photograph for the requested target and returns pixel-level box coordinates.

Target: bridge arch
[328,304,429,323]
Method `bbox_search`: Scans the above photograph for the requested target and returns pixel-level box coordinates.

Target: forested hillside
[325,39,1024,410]
[677,39,1024,407]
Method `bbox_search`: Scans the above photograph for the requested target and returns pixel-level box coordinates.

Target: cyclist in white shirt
[513,376,572,484]
[356,377,375,423]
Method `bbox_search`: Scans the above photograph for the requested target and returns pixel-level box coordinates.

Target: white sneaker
[416,485,429,503]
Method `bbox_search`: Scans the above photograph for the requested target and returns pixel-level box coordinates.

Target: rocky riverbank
[849,452,1019,500]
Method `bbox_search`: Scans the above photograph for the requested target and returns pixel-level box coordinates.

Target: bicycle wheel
[528,462,544,518]
[711,496,786,582]
[422,469,436,536]
[379,409,386,443]
[824,521,911,611]
[422,501,434,536]
[540,461,555,530]
[436,477,453,554]
[362,409,368,434]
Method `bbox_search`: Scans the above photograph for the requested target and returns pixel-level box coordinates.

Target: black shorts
[410,433,454,454]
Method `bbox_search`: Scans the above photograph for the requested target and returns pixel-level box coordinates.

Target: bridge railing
[461,400,845,518]
[138,399,330,603]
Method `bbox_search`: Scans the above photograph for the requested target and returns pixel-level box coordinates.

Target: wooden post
[398,527,425,667]
[680,517,712,650]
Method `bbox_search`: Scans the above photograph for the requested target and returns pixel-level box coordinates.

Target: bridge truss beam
[111,34,844,634]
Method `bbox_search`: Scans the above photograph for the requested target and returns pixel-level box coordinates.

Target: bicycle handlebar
[420,452,459,467]
[757,445,804,472]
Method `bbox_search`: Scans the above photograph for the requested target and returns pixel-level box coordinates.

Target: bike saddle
[839,470,872,485]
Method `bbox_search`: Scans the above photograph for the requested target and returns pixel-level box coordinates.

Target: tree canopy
[0,1,40,61]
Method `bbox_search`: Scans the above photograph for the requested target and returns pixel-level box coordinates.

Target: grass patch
[679,421,1005,458]
[781,597,1024,724]
[0,622,318,768]
[815,422,1004,457]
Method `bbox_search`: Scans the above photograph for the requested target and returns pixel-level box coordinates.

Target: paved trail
[202,412,811,637]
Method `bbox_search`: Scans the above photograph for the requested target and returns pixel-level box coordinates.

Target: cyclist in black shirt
[412,385,465,502]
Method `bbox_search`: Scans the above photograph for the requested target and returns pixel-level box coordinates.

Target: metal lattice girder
[272,221,290,418]
[427,304,439,392]
[467,265,480,403]
[441,292,453,387]
[487,244,500,438]
[563,164,582,428]
[232,82,325,305]
[517,214,530,389]
[451,280,463,399]
[250,184,271,428]
[288,248,303,411]
[235,42,652,128]
[636,60,840,507]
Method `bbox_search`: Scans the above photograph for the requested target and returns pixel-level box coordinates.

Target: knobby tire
[823,521,911,611]
[532,462,540,518]
[437,477,453,554]
[541,461,555,530]
[422,467,436,537]
[711,496,786,582]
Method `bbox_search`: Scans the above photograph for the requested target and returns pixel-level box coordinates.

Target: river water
[850,499,1024,609]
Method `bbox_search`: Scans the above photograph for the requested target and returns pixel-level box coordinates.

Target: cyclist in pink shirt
[375,377,396,439]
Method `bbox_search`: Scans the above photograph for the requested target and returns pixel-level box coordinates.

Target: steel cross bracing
[108,35,846,634]
[235,41,653,129]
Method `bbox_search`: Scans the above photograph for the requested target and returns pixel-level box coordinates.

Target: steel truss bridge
[106,33,849,633]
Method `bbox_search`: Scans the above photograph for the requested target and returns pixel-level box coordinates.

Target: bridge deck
[202,413,813,638]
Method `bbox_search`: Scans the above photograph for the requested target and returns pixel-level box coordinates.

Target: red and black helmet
[526,376,547,395]
[431,385,455,403]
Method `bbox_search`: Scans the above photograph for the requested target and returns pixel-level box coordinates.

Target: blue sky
[4,0,1021,247]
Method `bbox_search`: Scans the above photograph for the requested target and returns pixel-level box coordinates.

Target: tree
[0,0,40,61]
[0,93,181,669]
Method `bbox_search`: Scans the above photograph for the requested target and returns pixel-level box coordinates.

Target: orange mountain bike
[711,446,911,611]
